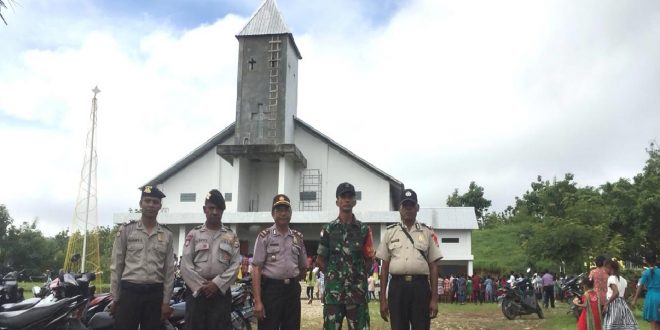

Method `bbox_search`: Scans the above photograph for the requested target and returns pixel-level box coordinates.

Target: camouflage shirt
[317,216,374,305]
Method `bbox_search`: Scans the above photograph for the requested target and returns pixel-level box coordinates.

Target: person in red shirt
[472,274,482,304]
[589,255,608,309]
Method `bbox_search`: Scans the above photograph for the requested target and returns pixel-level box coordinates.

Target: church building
[113,0,479,276]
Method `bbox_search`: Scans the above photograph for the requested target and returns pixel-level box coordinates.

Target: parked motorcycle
[0,271,104,329]
[230,276,256,330]
[561,273,586,319]
[162,276,257,330]
[499,269,544,320]
[0,271,25,306]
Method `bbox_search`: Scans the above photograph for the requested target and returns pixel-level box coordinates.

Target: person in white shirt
[602,259,639,330]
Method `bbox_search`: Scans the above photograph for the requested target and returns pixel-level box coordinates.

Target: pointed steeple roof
[237,0,291,36]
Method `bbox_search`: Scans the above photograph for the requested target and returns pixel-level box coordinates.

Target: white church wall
[294,127,391,211]
[436,229,474,261]
[159,149,221,213]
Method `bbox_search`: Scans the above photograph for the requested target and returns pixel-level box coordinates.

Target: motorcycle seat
[171,302,185,319]
[88,311,114,329]
[0,297,41,312]
[0,297,73,329]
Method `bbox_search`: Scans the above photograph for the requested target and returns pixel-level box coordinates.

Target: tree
[514,173,578,218]
[0,0,15,25]
[447,181,492,227]
[2,218,52,275]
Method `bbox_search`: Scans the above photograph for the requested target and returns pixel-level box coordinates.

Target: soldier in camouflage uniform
[317,182,375,330]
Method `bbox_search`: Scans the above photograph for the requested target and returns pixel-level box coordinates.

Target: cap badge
[144,186,152,193]
[206,193,211,200]
[405,191,412,197]
[279,196,285,201]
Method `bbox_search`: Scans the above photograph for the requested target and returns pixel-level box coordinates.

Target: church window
[300,191,316,201]
[355,191,362,200]
[224,193,232,201]
[180,193,196,202]
[248,58,256,71]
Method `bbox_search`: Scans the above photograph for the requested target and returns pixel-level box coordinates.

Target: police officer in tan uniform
[377,189,443,330]
[110,185,175,329]
[252,194,307,330]
[180,189,240,330]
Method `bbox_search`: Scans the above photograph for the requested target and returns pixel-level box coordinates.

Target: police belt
[390,274,428,282]
[262,276,297,285]
[121,281,163,293]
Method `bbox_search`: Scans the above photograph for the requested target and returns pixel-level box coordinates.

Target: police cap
[336,182,356,198]
[400,188,418,205]
[272,194,291,210]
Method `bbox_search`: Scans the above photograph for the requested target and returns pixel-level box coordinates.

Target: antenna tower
[64,86,101,273]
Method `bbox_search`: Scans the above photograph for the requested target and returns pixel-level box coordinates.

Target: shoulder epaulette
[223,224,233,232]
[291,229,304,239]
[193,224,203,230]
[259,229,269,238]
[386,223,398,229]
[159,223,171,232]
[421,223,433,230]
[123,220,137,227]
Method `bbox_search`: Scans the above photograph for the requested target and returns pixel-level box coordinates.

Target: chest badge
[270,255,277,261]
[158,233,164,241]
[418,235,424,242]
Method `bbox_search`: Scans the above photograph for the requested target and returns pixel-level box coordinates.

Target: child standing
[575,278,602,330]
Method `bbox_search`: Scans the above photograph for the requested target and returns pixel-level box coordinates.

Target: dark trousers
[543,285,555,308]
[307,286,314,300]
[259,279,301,330]
[388,276,431,330]
[184,287,231,330]
[114,281,163,330]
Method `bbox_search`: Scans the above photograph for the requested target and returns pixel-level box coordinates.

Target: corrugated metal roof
[237,0,291,36]
[418,207,480,230]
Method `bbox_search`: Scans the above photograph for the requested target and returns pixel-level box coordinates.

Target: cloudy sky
[1,0,658,236]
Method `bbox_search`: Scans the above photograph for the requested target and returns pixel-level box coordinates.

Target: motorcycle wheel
[536,305,544,319]
[501,299,517,320]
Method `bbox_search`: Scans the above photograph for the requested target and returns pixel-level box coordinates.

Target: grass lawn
[301,299,647,330]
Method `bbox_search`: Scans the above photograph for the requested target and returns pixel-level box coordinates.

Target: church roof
[237,0,291,36]
[143,118,403,195]
[236,0,302,59]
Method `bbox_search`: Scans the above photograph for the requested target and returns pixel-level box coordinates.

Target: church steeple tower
[235,0,301,145]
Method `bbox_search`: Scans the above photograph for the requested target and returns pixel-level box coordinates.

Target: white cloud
[1,0,659,236]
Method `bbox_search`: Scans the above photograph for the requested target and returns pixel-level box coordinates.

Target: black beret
[140,185,166,199]
[205,189,225,208]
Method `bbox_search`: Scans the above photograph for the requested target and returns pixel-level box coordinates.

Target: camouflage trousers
[323,303,370,330]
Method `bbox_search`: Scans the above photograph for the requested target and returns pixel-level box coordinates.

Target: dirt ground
[299,297,571,330]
